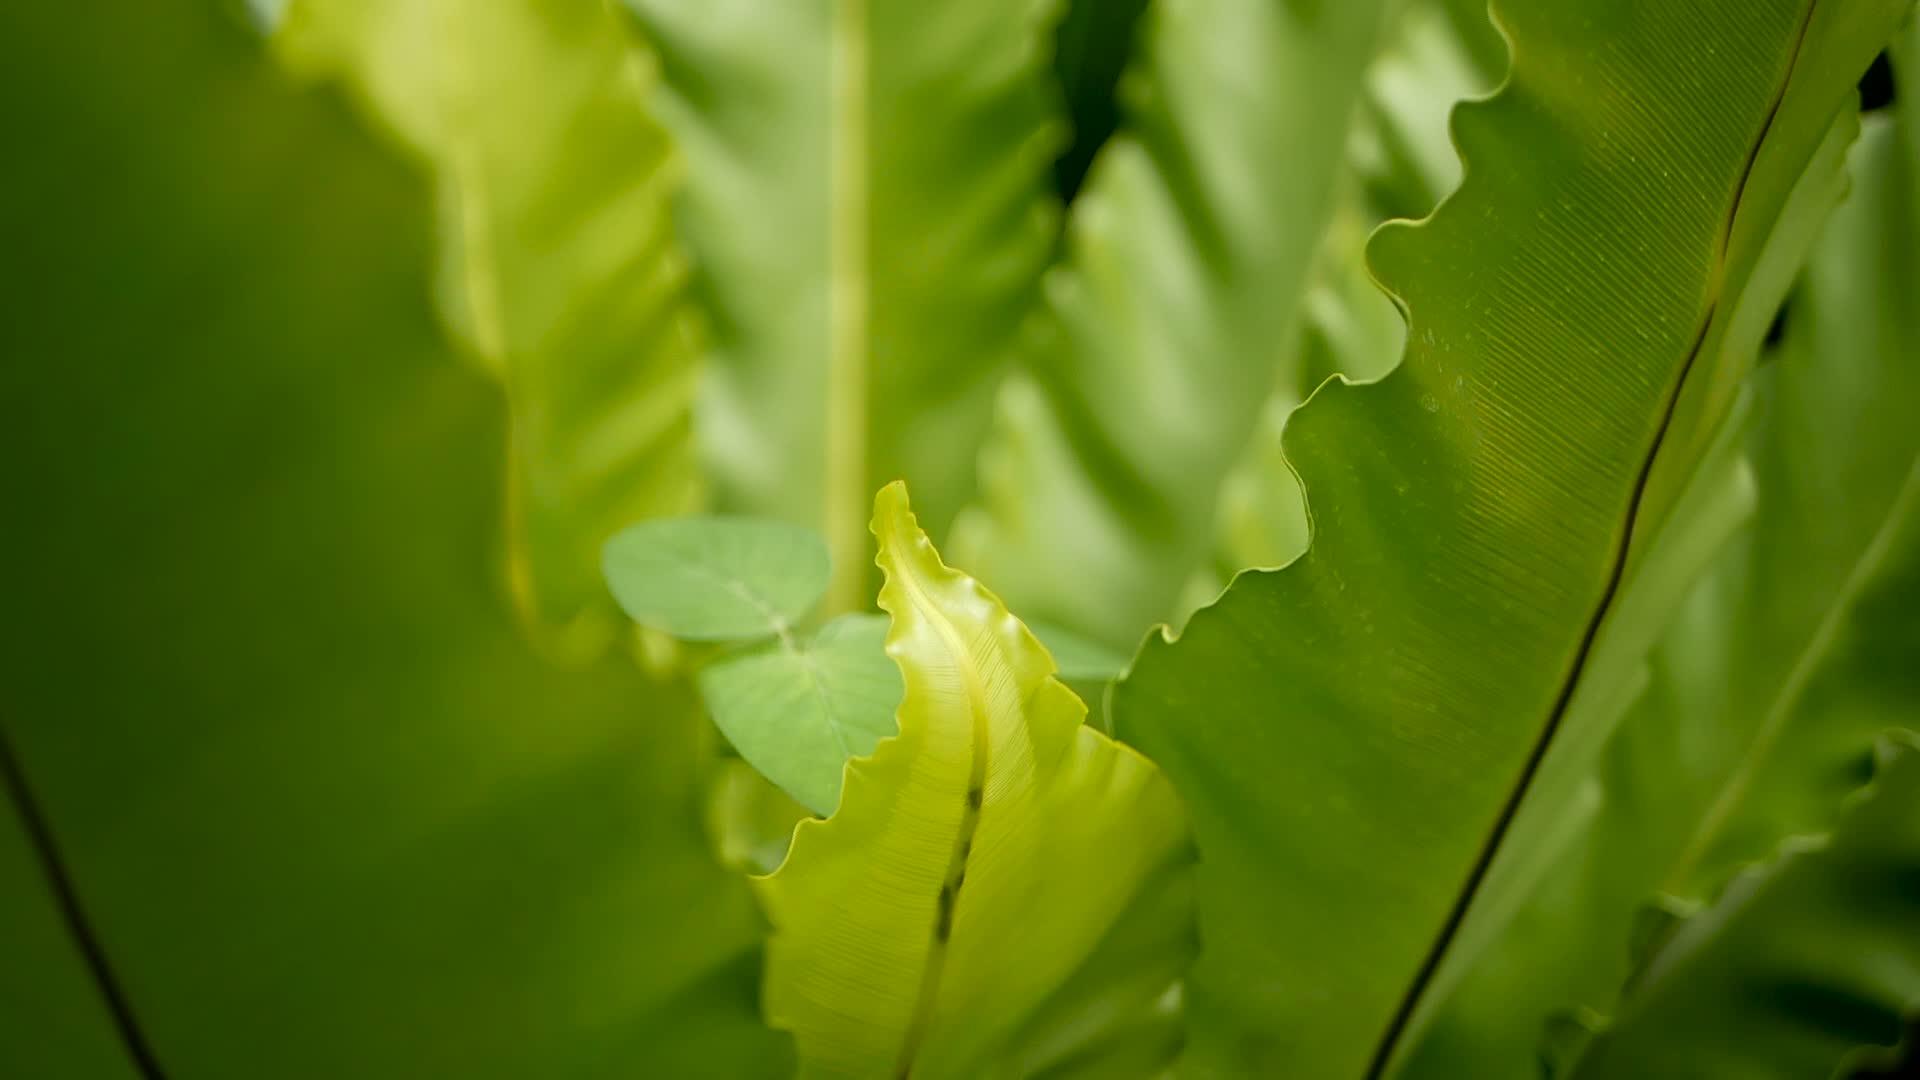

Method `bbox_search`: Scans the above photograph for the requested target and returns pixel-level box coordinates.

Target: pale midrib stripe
[1663,456,1920,893]
[888,537,993,1077]
[824,0,871,615]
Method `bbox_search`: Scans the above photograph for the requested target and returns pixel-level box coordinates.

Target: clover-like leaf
[603,517,831,641]
[699,614,902,816]
[756,482,1192,1078]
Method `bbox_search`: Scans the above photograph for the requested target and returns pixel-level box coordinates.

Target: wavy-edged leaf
[624,0,1063,613]
[1392,48,1878,1072]
[1028,620,1131,685]
[1110,2,1905,1076]
[277,0,705,657]
[699,613,902,815]
[1572,735,1920,1078]
[1210,2,1499,583]
[1408,66,1920,1076]
[948,0,1393,649]
[604,516,831,641]
[757,483,1190,1078]
[0,3,789,1075]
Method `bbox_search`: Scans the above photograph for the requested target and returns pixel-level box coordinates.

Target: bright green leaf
[625,0,1064,613]
[699,613,902,815]
[1408,69,1920,1076]
[950,0,1392,649]
[756,482,1191,1078]
[277,0,706,657]
[1111,2,1906,1076]
[603,516,831,641]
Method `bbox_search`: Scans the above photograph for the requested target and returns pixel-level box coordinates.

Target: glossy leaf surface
[1111,2,1905,1075]
[0,788,140,1079]
[757,483,1190,1078]
[1409,64,1920,1076]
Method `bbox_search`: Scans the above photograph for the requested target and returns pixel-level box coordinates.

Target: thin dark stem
[1361,5,1820,1076]
[0,725,166,1079]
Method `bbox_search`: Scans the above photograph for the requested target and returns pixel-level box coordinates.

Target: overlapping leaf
[1210,1,1498,584]
[948,0,1393,649]
[1050,0,1150,201]
[757,483,1190,1078]
[1408,49,1920,1074]
[0,3,787,1074]
[1110,2,1907,1076]
[278,0,705,657]
[1572,737,1920,1078]
[624,0,1063,613]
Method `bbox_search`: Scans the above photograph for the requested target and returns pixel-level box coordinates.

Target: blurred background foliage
[2,0,1915,1077]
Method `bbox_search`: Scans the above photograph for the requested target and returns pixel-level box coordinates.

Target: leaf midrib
[887,531,992,1077]
[1362,5,1823,1075]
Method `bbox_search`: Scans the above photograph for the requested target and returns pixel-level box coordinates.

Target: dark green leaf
[1573,736,1920,1078]
[0,5,787,1074]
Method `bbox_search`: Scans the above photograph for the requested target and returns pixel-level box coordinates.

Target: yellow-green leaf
[757,482,1191,1079]
[278,0,703,656]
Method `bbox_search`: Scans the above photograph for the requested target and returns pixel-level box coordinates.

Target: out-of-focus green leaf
[756,483,1190,1078]
[0,4,787,1075]
[699,613,902,816]
[708,757,812,876]
[0,785,142,1079]
[1050,0,1150,201]
[1029,621,1132,684]
[1408,74,1920,1077]
[625,0,1064,613]
[604,516,831,641]
[1347,1,1495,224]
[277,0,704,658]
[1572,736,1920,1078]
[1110,2,1905,1076]
[949,0,1392,650]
